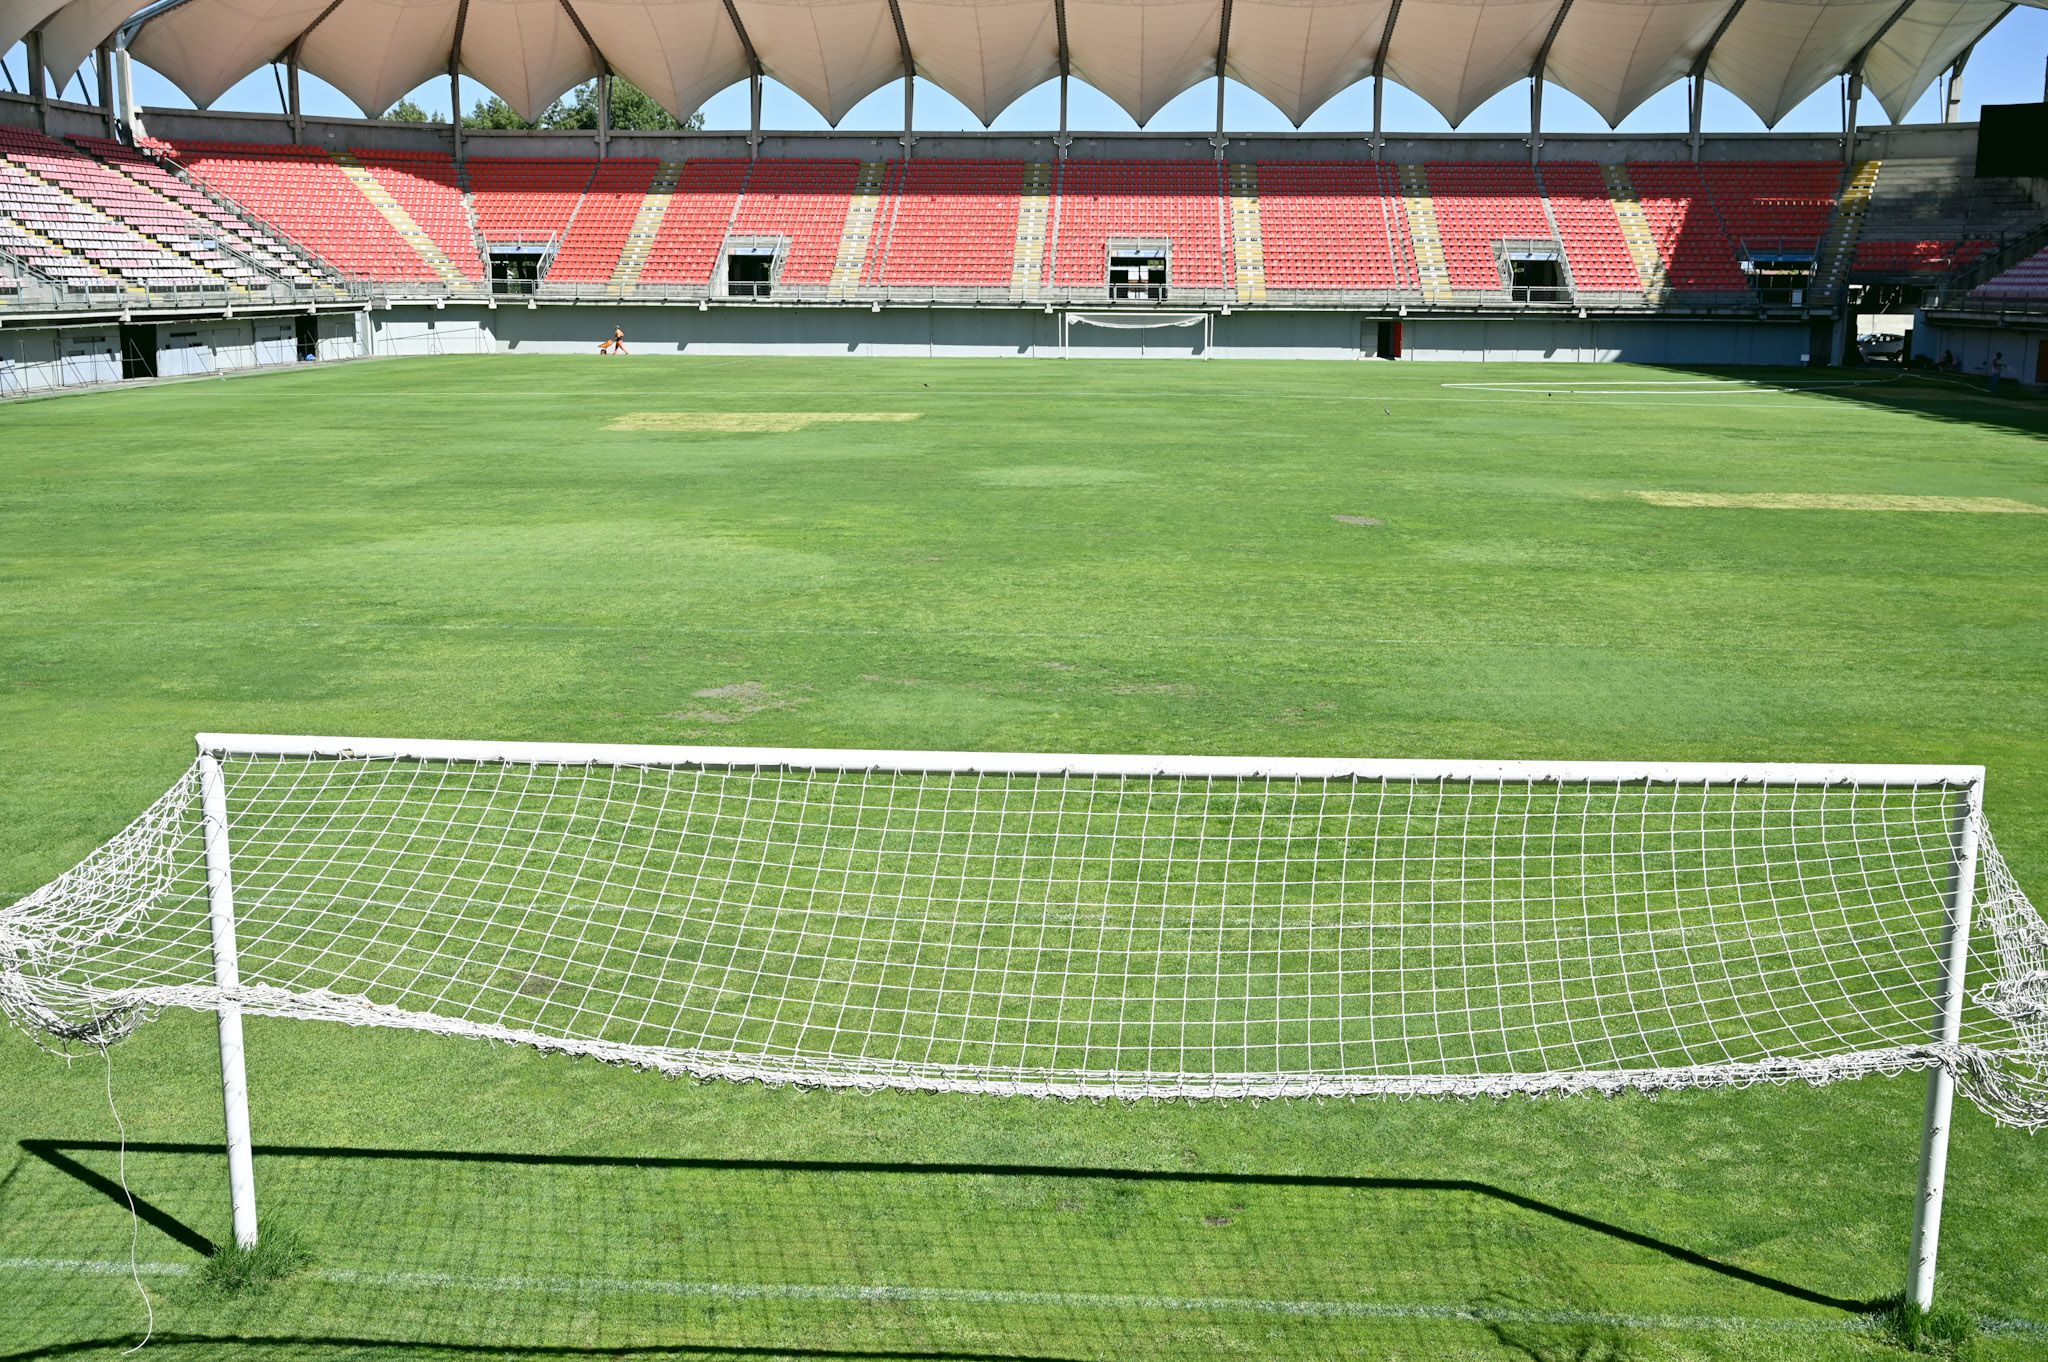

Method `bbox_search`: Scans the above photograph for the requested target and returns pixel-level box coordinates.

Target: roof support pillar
[719,0,762,157]
[1843,73,1861,166]
[1371,0,1401,157]
[748,71,762,158]
[286,54,303,145]
[25,29,47,132]
[1943,52,1968,123]
[1530,0,1572,164]
[116,38,141,140]
[1211,0,1232,154]
[97,42,117,138]
[1690,0,1747,162]
[597,71,610,158]
[1054,0,1071,156]
[1843,0,1918,165]
[449,0,469,166]
[1688,73,1704,161]
[885,0,915,155]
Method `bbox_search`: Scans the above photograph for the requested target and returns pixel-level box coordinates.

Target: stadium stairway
[1602,165,1669,300]
[1227,162,1267,303]
[1396,164,1454,299]
[830,161,888,297]
[611,160,683,286]
[1813,160,1879,297]
[1010,163,1051,300]
[331,150,472,287]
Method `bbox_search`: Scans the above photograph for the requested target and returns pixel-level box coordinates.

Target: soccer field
[2,355,2045,1361]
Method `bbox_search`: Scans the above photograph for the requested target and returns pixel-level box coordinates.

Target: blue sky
[4,5,2044,136]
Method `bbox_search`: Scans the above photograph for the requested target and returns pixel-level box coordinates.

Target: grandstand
[0,0,2041,377]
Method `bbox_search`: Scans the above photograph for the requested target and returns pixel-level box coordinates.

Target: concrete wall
[125,102,1984,167]
[1399,317,1814,364]
[0,324,117,394]
[1921,314,2048,383]
[361,302,1812,364]
[0,313,366,397]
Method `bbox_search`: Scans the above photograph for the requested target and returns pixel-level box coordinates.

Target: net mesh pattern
[3,752,2045,1121]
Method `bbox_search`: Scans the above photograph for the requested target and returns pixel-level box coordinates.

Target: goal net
[3,737,2045,1125]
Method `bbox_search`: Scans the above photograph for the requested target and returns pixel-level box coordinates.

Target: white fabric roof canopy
[0,0,2028,128]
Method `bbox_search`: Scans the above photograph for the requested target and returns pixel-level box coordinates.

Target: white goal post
[3,734,2045,1309]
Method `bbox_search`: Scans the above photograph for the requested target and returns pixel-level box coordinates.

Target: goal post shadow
[16,1137,1883,1317]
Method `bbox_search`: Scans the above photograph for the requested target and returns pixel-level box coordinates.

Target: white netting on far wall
[2,748,2045,1122]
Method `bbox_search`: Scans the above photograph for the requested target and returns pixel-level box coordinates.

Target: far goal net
[5,736,2043,1123]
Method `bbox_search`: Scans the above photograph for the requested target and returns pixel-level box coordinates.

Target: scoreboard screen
[1977,102,2048,177]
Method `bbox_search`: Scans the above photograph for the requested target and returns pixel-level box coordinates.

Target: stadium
[4,0,2048,1358]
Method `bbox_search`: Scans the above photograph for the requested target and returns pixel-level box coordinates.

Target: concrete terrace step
[1603,164,1670,302]
[830,160,890,297]
[1228,161,1266,303]
[611,160,684,286]
[1011,162,1051,301]
[1397,163,1453,301]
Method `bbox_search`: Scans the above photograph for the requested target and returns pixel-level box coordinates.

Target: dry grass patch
[608,412,921,433]
[1632,492,2044,514]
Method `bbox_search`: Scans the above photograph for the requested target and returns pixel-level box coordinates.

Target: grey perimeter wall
[0,312,365,396]
[372,304,1814,364]
[2,306,1814,390]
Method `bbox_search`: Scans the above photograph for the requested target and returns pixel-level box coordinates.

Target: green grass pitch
[1,355,2044,1361]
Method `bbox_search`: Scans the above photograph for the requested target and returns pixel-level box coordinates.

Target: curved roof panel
[1382,0,1561,127]
[1,0,79,66]
[35,0,140,85]
[11,0,2036,129]
[1222,0,1390,128]
[572,0,752,126]
[1064,0,1221,125]
[1706,0,1900,126]
[1863,0,2007,122]
[731,0,903,124]
[1542,0,1728,126]
[298,0,461,118]
[899,0,1060,125]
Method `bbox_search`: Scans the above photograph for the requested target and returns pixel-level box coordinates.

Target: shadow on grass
[0,1339,1068,1362]
[20,1138,1879,1321]
[1648,363,2048,442]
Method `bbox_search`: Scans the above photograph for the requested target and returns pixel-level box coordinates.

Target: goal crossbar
[196,733,1988,786]
[3,735,2044,1306]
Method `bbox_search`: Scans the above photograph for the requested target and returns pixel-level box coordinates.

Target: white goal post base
[4,735,2045,1312]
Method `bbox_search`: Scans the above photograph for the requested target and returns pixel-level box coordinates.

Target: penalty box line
[9,1255,2045,1338]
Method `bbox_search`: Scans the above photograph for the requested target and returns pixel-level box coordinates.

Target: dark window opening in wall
[1748,254,1815,305]
[118,324,156,379]
[1109,250,1168,301]
[725,246,777,298]
[490,248,545,294]
[1503,247,1569,302]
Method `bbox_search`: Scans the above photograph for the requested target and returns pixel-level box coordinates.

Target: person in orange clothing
[599,326,627,355]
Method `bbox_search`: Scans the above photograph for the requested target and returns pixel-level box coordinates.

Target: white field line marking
[5,1255,2043,1337]
[1439,381,1886,396]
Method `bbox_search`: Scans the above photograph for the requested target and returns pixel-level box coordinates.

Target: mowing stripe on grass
[15,1255,2047,1338]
